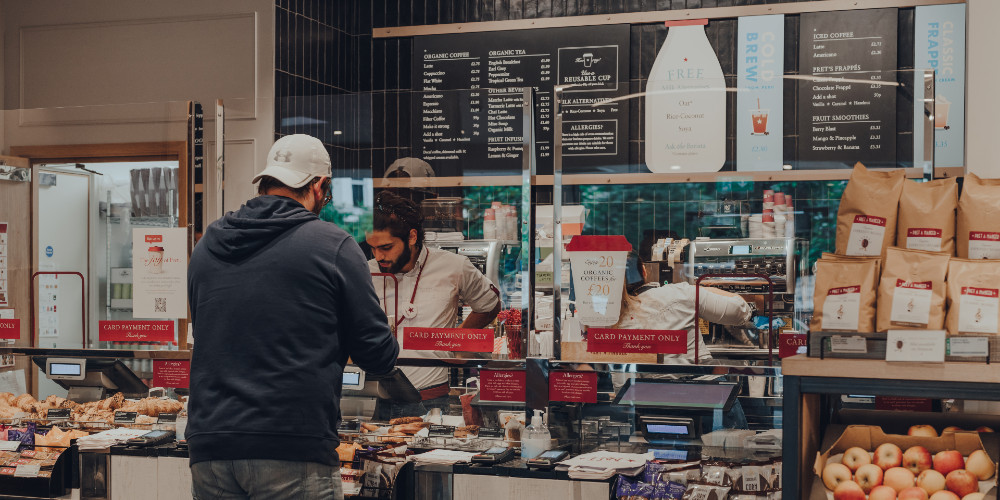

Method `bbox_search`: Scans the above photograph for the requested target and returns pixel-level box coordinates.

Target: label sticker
[829,335,867,354]
[947,336,990,357]
[906,227,944,252]
[846,215,887,256]
[969,231,1000,259]
[891,280,933,326]
[958,287,999,334]
[822,285,861,330]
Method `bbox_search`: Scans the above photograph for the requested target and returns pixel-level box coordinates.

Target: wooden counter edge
[781,354,1000,385]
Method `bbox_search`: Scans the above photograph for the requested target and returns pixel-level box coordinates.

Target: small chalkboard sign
[46,409,71,421]
[114,411,138,424]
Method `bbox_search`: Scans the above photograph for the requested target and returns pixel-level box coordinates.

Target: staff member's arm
[698,287,755,327]
[336,239,400,375]
[457,258,501,329]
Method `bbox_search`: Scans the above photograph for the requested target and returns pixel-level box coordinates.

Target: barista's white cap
[384,157,435,178]
[252,134,331,188]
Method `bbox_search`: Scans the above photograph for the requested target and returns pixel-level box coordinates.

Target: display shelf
[0,347,190,360]
[781,354,1000,498]
[106,216,175,227]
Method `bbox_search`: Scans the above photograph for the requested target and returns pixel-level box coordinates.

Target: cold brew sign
[412,25,630,175]
[737,15,784,171]
[798,8,897,168]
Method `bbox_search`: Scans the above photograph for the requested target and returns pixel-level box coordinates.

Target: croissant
[389,422,431,435]
[0,393,15,406]
[388,416,424,425]
[13,394,37,412]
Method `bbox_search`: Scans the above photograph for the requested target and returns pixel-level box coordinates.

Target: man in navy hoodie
[187,134,398,499]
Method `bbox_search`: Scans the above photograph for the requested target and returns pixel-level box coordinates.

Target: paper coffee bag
[810,259,879,333]
[876,247,950,332]
[957,173,1000,259]
[836,162,906,257]
[897,177,958,255]
[946,258,1000,335]
[820,252,882,278]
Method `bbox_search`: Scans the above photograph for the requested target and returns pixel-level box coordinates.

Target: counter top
[781,354,1000,384]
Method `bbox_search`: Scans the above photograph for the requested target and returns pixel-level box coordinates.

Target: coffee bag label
[906,227,943,252]
[822,285,861,330]
[969,231,1000,259]
[847,215,887,256]
[959,286,999,333]
[891,280,933,325]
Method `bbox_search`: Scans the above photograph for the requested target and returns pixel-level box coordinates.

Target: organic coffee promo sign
[98,320,175,342]
[412,24,630,175]
[401,327,494,352]
[132,228,187,319]
[587,328,687,354]
[479,369,526,402]
[566,235,631,327]
[798,8,898,168]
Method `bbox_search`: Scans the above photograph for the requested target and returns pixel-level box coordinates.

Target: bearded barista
[368,191,501,419]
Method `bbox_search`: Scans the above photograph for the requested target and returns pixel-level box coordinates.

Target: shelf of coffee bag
[807,331,996,363]
[782,354,1000,384]
[0,347,190,360]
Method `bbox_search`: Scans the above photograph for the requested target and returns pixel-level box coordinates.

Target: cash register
[613,378,740,445]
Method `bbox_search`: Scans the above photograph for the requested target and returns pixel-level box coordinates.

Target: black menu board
[798,9,898,168]
[411,25,630,176]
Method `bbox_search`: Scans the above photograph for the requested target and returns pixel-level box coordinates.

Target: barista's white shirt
[614,283,752,363]
[369,246,499,389]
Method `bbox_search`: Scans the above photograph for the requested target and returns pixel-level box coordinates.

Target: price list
[798,8,898,168]
[412,25,629,175]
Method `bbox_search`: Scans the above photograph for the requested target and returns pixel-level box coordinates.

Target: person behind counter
[367,191,501,420]
[187,134,399,500]
[613,252,758,363]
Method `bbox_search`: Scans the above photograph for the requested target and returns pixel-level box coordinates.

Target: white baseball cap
[252,134,332,188]
[384,157,435,178]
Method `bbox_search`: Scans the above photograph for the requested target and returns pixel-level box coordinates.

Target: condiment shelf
[781,354,1000,498]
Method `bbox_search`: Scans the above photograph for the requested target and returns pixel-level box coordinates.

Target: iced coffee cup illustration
[934,95,951,130]
[147,246,165,274]
[751,108,769,135]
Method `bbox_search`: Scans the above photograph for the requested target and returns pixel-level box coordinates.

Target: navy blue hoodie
[187,195,398,466]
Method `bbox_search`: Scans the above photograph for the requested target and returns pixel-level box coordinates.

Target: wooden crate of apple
[816,424,998,500]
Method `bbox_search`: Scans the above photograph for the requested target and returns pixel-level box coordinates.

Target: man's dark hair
[373,191,424,248]
[256,175,321,197]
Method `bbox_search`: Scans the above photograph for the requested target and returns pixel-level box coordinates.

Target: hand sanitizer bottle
[645,19,726,173]
[521,409,551,459]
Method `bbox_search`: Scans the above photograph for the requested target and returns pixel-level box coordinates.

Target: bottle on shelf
[521,409,551,459]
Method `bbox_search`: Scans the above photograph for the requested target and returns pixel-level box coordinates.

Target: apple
[876,443,904,470]
[856,463,884,493]
[965,449,996,480]
[842,446,873,472]
[869,485,899,500]
[833,480,867,500]
[975,426,994,433]
[962,493,986,500]
[917,469,947,495]
[943,426,964,433]
[905,446,934,474]
[910,425,939,437]
[823,462,854,490]
[944,469,978,498]
[899,486,930,500]
[929,492,961,500]
[933,450,965,476]
[885,466,917,492]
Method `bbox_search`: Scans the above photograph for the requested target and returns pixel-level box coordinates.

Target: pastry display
[0,392,183,425]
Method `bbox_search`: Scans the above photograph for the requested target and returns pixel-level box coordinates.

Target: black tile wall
[275,0,924,248]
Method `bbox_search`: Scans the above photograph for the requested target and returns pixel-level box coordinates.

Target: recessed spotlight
[670,165,681,170]
[782,164,793,170]
[334,130,343,135]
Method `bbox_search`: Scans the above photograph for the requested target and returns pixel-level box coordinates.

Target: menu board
[412,25,630,176]
[798,9,897,168]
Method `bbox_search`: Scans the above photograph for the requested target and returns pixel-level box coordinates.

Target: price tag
[46,409,71,420]
[0,441,20,451]
[652,449,688,461]
[829,335,867,354]
[886,330,946,362]
[156,413,177,423]
[427,425,454,438]
[946,337,990,357]
[337,420,360,433]
[13,464,40,478]
[477,428,504,439]
[114,411,138,424]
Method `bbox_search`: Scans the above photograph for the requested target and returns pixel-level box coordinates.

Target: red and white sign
[566,236,632,327]
[906,227,944,252]
[152,360,190,389]
[401,328,493,352]
[479,369,526,402]
[98,321,174,342]
[779,331,808,358]
[0,319,19,340]
[891,280,933,326]
[846,214,887,256]
[969,231,1000,259]
[959,286,999,334]
[549,371,598,403]
[586,328,687,354]
[144,234,163,243]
